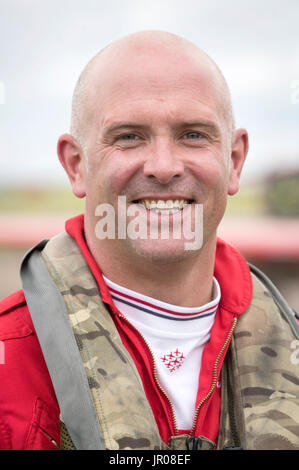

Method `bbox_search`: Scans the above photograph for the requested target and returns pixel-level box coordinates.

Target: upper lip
[132,195,194,202]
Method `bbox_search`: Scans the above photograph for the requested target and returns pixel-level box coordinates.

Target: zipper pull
[186,436,216,450]
[223,446,243,450]
[187,436,202,450]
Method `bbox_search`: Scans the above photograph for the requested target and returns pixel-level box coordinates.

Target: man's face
[81,50,234,263]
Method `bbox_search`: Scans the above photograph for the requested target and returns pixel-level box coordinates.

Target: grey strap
[249,263,299,339]
[20,241,106,450]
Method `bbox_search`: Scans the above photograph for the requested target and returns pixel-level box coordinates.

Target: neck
[85,224,217,308]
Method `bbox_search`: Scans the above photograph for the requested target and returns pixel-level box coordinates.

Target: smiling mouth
[132,199,193,214]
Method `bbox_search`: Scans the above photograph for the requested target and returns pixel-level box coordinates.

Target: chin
[128,238,199,265]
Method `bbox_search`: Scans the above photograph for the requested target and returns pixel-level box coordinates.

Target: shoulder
[249,266,299,329]
[0,289,26,314]
[0,290,33,341]
[0,291,60,450]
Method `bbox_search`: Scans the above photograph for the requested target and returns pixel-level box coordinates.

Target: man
[0,30,298,451]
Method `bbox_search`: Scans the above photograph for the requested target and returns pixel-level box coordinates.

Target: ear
[57,134,86,198]
[228,128,249,196]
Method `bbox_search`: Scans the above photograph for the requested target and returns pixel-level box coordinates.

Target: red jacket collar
[214,237,252,316]
[65,214,252,317]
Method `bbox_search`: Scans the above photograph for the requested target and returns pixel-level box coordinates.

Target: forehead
[87,49,226,129]
[100,98,220,135]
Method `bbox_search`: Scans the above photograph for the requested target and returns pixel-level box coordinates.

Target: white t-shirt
[103,275,221,430]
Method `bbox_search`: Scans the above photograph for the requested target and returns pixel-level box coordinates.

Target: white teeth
[136,199,189,212]
[157,200,165,209]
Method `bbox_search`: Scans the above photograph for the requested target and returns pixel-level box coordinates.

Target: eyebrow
[174,121,220,136]
[102,123,148,137]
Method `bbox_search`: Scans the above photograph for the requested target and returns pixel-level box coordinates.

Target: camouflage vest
[22,232,299,450]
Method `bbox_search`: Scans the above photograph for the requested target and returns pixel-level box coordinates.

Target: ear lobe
[57,134,86,198]
[228,128,249,196]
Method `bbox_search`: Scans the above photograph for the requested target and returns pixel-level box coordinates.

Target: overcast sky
[0,0,298,186]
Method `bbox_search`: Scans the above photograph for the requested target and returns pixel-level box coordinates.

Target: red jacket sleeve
[0,291,60,450]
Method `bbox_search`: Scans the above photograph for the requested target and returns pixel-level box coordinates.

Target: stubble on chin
[125,238,199,265]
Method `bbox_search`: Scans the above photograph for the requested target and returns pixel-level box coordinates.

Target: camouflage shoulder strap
[218,267,299,450]
[20,240,106,450]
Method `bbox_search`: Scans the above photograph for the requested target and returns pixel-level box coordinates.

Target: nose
[143,138,184,184]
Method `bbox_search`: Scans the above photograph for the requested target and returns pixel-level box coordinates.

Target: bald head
[70,30,235,153]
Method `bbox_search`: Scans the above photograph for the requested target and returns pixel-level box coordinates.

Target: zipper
[40,427,60,448]
[118,312,237,438]
[189,317,238,435]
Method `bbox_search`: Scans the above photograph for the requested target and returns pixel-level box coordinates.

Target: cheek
[109,162,137,196]
[188,151,230,229]
[189,151,229,190]
[87,149,142,202]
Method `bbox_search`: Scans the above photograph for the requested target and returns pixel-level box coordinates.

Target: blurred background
[0,0,298,310]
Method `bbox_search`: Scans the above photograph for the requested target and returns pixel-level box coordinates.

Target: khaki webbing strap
[20,241,106,450]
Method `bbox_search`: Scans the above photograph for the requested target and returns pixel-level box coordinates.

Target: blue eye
[120,134,139,140]
[184,132,202,139]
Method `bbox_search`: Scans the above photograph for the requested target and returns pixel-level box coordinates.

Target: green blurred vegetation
[227,184,266,217]
[0,186,85,215]
[265,173,299,217]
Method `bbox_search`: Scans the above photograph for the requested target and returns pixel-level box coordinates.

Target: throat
[103,259,215,308]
